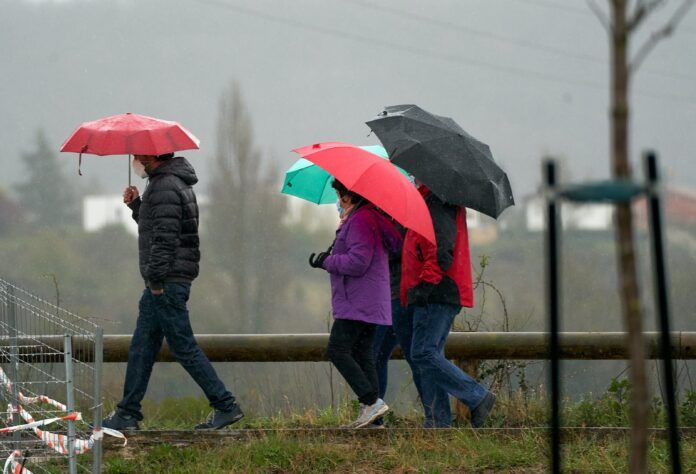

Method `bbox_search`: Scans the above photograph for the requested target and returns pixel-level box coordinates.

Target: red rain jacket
[400,187,474,308]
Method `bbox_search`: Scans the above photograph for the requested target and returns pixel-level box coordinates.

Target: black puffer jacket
[128,157,200,290]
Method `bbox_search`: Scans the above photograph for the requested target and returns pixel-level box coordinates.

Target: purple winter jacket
[322,204,403,325]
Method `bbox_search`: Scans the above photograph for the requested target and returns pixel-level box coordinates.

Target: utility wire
[513,0,592,16]
[514,0,696,36]
[192,0,696,105]
[342,0,696,82]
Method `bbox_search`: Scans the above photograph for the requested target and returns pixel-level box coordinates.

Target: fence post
[644,151,681,474]
[544,159,561,474]
[64,335,77,474]
[92,328,104,474]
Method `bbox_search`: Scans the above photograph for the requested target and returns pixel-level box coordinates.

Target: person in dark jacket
[102,153,243,431]
[401,184,496,428]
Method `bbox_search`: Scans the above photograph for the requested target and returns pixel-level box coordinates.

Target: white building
[83,194,210,236]
[83,195,138,236]
[525,195,613,232]
[282,197,339,232]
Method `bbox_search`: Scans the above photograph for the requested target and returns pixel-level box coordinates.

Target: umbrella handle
[128,154,131,187]
[78,144,87,176]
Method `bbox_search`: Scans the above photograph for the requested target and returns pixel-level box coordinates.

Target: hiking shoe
[194,404,244,430]
[102,411,139,431]
[353,399,389,429]
[470,392,496,428]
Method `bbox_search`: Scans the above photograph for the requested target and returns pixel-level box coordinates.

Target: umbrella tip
[312,143,321,149]
[380,110,387,116]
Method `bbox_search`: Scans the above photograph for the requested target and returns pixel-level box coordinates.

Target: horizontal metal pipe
[1,332,695,362]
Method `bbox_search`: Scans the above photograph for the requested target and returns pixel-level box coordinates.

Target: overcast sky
[1,0,694,200]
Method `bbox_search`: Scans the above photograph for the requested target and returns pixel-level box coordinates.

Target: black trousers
[326,319,379,406]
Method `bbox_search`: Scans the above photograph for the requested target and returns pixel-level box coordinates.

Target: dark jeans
[373,323,398,399]
[326,318,379,406]
[391,300,451,427]
[118,283,236,420]
[412,303,488,427]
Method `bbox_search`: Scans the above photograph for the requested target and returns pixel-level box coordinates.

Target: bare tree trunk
[610,2,648,472]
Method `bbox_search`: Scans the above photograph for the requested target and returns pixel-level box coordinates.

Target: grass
[100,430,696,473]
[127,382,695,430]
[90,391,696,473]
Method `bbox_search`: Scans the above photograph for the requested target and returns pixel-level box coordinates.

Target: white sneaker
[353,399,389,429]
[340,403,366,429]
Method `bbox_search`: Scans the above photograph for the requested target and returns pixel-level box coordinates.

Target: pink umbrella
[293,142,436,244]
[60,112,200,184]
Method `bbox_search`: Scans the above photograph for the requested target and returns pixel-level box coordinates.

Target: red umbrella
[60,112,200,184]
[293,141,436,244]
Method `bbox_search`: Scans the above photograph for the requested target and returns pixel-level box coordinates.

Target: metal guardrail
[3,332,695,362]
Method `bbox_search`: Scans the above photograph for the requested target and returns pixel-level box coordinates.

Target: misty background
[1,0,695,416]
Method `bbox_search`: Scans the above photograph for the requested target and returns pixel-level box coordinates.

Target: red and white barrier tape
[3,450,33,474]
[10,405,126,456]
[0,367,67,412]
[1,366,126,468]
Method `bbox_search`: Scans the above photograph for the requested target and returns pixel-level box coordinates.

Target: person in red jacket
[400,184,496,428]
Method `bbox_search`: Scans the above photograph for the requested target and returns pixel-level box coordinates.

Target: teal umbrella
[281,145,410,204]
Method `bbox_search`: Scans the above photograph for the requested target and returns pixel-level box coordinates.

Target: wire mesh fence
[0,278,103,474]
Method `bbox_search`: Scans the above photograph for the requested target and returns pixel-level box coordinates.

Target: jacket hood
[150,156,198,185]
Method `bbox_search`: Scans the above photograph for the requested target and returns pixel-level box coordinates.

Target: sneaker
[194,404,244,430]
[470,392,496,428]
[353,399,389,429]
[102,411,139,431]
[340,403,366,429]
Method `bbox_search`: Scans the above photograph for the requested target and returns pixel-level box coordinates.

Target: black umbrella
[366,104,514,219]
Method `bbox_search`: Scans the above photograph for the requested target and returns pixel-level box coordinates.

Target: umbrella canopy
[366,104,514,219]
[60,112,200,156]
[282,145,410,204]
[292,142,435,244]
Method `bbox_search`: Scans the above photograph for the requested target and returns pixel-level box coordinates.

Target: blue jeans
[411,303,488,427]
[391,300,451,427]
[117,283,236,420]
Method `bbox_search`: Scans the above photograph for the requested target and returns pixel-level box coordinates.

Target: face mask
[132,159,148,179]
[335,200,345,218]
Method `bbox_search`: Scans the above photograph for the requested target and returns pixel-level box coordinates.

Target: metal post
[643,151,681,474]
[543,159,561,474]
[64,335,77,474]
[8,285,21,446]
[92,329,104,474]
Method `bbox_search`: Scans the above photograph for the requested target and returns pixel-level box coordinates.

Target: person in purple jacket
[309,179,403,428]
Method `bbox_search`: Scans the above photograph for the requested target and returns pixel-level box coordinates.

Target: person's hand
[150,288,164,296]
[308,252,330,269]
[123,186,140,204]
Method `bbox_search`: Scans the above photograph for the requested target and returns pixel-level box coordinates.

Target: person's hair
[331,179,363,205]
[156,153,175,161]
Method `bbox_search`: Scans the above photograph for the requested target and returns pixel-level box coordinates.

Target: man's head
[132,153,174,177]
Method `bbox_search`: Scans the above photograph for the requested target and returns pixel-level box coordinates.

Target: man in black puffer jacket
[102,153,243,431]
